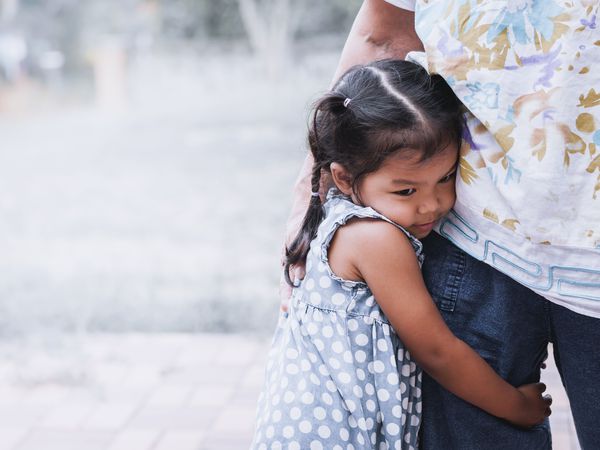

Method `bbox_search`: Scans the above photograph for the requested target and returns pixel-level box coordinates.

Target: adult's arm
[280,0,424,301]
[332,0,423,82]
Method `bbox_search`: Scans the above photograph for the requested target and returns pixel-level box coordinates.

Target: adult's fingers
[292,264,305,281]
[280,297,289,312]
[279,274,292,312]
[279,263,306,312]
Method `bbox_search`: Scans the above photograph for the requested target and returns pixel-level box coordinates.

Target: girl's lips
[413,221,436,231]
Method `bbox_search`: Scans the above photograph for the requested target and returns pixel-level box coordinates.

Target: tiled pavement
[0,333,580,450]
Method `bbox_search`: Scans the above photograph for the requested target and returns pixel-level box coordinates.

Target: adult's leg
[550,303,600,449]
[419,232,551,450]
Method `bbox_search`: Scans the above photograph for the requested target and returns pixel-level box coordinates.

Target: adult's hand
[279,265,304,312]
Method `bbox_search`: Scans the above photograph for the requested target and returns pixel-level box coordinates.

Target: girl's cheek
[449,181,457,198]
[442,188,456,212]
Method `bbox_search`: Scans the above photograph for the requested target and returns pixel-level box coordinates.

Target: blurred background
[0,0,361,338]
[0,1,580,449]
[0,1,364,449]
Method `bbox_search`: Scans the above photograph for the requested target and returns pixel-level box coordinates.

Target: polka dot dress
[251,189,424,450]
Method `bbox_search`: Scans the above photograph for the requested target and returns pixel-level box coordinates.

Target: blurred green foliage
[159,0,361,40]
[2,0,361,79]
[11,0,361,45]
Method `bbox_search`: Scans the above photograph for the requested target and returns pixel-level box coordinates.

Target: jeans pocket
[423,238,467,313]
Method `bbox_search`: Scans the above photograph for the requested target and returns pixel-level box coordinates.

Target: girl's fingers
[543,394,552,405]
[279,274,292,312]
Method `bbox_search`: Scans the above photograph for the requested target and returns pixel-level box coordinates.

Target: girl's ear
[330,162,353,196]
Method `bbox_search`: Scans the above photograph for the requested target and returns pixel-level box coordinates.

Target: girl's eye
[440,170,457,183]
[394,188,416,196]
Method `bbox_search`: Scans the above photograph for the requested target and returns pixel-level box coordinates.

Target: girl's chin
[410,221,436,237]
[413,231,432,239]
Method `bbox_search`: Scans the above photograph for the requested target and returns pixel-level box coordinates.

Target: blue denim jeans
[420,232,600,450]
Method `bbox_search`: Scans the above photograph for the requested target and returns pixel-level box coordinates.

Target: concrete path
[0,333,580,450]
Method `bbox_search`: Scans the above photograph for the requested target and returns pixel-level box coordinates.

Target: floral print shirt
[387,0,600,317]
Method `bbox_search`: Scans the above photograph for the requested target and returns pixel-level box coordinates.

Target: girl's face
[352,144,458,239]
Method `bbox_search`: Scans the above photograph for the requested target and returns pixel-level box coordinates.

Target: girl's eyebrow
[391,177,421,185]
[440,166,458,179]
[391,164,457,186]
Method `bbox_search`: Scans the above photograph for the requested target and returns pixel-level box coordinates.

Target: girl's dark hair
[284,59,463,285]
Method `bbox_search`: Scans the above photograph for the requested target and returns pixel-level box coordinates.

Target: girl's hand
[507,383,552,428]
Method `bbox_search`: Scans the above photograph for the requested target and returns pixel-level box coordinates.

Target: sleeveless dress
[251,189,425,450]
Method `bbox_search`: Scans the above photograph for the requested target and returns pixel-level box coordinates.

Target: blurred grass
[0,51,339,337]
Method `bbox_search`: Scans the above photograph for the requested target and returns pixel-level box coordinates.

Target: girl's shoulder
[321,188,423,260]
[328,217,422,282]
[305,188,424,288]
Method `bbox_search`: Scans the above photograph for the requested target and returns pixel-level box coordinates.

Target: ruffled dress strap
[317,188,424,275]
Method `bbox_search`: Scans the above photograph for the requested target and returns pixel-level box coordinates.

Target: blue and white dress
[251,189,424,450]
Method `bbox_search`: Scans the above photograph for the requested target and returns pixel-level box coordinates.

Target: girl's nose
[418,196,439,215]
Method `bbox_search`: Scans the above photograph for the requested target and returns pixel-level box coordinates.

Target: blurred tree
[157,0,360,45]
[295,0,361,39]
[1,0,19,22]
[159,0,245,42]
[1,0,361,83]
[237,0,293,78]
[4,0,85,80]
[236,0,360,78]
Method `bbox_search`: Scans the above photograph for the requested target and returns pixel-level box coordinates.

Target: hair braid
[283,107,330,286]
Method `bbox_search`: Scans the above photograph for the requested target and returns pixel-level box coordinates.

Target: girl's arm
[329,219,551,427]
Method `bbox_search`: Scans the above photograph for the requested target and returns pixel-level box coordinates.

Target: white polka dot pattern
[251,189,423,449]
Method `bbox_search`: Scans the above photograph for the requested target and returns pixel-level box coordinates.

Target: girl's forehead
[383,144,458,172]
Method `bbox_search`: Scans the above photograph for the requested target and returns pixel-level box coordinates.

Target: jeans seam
[546,301,564,389]
[440,249,466,312]
[544,299,553,343]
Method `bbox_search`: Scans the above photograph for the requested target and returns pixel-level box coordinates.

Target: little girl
[251,59,551,450]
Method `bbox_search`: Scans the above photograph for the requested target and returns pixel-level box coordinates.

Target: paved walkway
[0,333,580,450]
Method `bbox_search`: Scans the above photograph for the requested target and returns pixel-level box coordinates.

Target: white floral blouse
[387,0,600,317]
